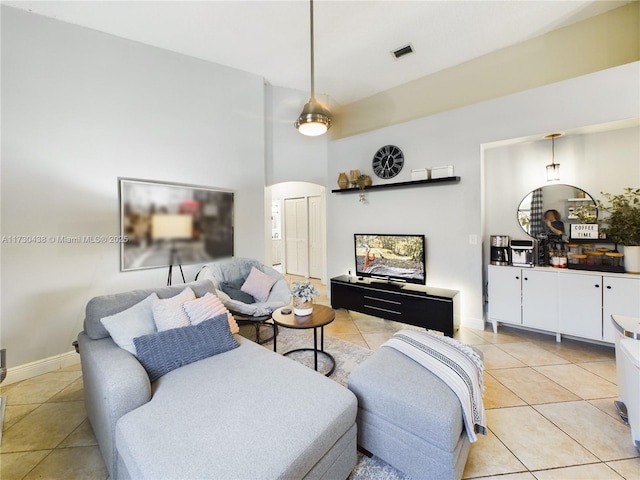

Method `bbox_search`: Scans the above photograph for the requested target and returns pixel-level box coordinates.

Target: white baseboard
[3,351,80,385]
[461,317,486,332]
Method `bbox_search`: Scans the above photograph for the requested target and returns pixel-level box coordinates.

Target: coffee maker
[490,235,510,265]
[511,239,536,267]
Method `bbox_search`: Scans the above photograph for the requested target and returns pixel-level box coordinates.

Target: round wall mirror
[517,184,597,238]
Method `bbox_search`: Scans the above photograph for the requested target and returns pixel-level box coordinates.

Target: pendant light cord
[309,0,315,100]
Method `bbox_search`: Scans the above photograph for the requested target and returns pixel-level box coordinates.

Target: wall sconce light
[544,133,562,182]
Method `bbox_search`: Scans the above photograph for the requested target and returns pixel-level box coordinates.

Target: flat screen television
[354,234,426,285]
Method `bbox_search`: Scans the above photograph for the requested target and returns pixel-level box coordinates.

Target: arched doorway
[267,182,326,283]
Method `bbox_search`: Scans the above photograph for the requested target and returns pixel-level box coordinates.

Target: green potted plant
[597,187,640,273]
[290,280,320,316]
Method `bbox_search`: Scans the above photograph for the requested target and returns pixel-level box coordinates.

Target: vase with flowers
[290,280,320,316]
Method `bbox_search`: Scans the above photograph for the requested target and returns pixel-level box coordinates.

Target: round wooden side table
[272,304,336,376]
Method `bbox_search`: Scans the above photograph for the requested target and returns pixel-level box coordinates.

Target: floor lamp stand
[167,244,185,286]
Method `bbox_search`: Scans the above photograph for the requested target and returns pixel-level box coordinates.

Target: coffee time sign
[571,223,599,239]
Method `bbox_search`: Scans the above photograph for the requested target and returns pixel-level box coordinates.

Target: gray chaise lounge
[78,280,357,479]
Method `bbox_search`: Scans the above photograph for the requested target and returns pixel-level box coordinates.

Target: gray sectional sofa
[78,280,357,480]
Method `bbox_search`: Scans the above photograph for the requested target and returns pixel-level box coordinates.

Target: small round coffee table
[272,304,336,376]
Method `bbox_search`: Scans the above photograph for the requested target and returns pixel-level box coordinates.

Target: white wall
[327,62,639,329]
[484,125,640,248]
[265,86,329,186]
[1,7,266,370]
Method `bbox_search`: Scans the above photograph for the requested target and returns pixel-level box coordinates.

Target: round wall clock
[372,145,404,179]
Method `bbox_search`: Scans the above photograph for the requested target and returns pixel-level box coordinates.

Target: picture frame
[119,178,234,271]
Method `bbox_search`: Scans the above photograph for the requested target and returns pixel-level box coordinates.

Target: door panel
[488,266,522,324]
[308,196,323,279]
[522,270,558,331]
[603,276,640,342]
[284,198,308,277]
[558,273,602,340]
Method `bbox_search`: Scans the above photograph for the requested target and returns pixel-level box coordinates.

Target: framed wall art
[119,178,234,271]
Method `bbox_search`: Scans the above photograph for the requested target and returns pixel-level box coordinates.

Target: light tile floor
[1,276,639,479]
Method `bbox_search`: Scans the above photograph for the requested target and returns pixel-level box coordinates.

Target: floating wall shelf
[331,176,461,194]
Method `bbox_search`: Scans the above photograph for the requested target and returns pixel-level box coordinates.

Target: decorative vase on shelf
[337,172,349,189]
[293,297,313,316]
[349,169,361,187]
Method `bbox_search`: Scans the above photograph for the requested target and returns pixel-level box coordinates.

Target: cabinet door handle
[595,284,600,288]
[524,277,528,281]
[606,285,612,289]
[515,276,520,280]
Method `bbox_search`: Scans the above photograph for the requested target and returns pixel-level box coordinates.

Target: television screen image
[354,234,426,285]
[119,178,234,271]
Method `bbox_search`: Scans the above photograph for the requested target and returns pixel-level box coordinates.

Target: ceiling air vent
[392,43,414,60]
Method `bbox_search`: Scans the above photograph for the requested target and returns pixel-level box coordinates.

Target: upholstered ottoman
[348,345,472,480]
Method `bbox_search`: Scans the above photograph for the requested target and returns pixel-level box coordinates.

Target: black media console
[330,275,460,337]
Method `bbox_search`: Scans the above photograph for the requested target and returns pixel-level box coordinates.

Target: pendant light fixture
[295,0,331,136]
[544,133,562,181]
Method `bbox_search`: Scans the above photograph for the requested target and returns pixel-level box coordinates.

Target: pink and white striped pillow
[183,292,239,334]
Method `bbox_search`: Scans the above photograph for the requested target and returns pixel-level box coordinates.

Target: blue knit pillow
[133,314,239,382]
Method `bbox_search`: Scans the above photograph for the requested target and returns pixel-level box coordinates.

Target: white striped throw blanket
[382,329,487,442]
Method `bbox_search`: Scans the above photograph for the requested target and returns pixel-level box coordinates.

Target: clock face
[372,145,404,179]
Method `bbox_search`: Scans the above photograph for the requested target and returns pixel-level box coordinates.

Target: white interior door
[284,198,309,276]
[308,196,323,279]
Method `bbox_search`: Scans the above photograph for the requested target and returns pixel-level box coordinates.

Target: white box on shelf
[411,168,430,181]
[431,165,454,179]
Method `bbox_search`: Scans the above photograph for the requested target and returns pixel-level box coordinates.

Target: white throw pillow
[183,292,240,334]
[100,293,159,354]
[152,287,196,332]
[240,267,277,303]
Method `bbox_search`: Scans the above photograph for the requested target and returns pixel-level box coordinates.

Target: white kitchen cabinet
[558,273,603,341]
[603,276,640,342]
[521,269,558,332]
[488,266,557,333]
[488,265,522,326]
[488,265,639,344]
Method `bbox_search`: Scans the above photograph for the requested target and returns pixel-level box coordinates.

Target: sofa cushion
[84,280,216,340]
[183,292,239,334]
[133,314,239,382]
[99,293,158,355]
[241,266,278,302]
[152,287,195,331]
[116,337,357,479]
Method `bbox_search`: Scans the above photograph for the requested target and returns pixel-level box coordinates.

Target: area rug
[349,453,411,480]
[239,325,411,479]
